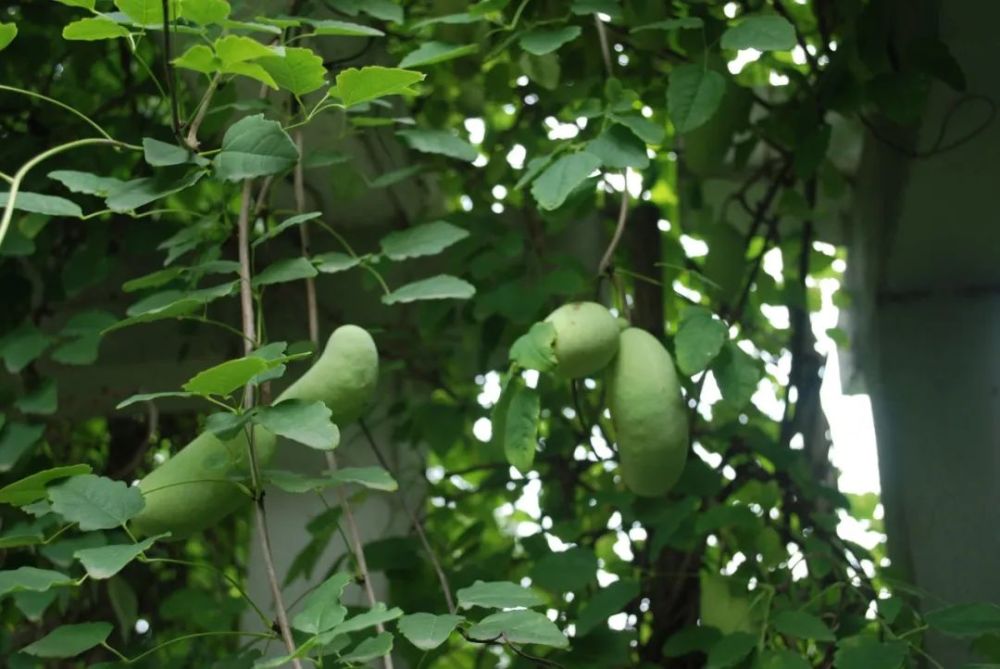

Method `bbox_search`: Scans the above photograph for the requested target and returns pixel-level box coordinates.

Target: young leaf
[74,536,161,580]
[668,65,726,133]
[398,42,478,68]
[255,399,340,450]
[213,114,299,181]
[398,613,464,650]
[181,0,231,25]
[21,622,113,658]
[62,18,130,41]
[115,391,196,410]
[0,191,82,217]
[182,357,271,397]
[334,66,425,108]
[720,14,796,52]
[259,47,327,96]
[675,306,727,376]
[382,275,476,305]
[313,252,360,274]
[467,609,569,648]
[142,138,192,167]
[0,465,92,506]
[397,129,477,162]
[0,23,16,52]
[531,151,601,210]
[379,220,469,260]
[457,580,544,610]
[48,475,144,531]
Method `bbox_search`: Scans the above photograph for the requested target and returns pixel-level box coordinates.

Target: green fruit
[279,324,378,425]
[132,426,276,539]
[607,327,689,496]
[131,325,378,538]
[544,302,620,378]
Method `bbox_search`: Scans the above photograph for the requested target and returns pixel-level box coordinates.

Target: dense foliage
[0,0,997,668]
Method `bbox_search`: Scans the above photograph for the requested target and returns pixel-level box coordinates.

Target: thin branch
[236,180,303,669]
[360,419,457,614]
[593,15,613,76]
[184,73,220,150]
[597,172,631,276]
[294,131,320,345]
[160,0,183,141]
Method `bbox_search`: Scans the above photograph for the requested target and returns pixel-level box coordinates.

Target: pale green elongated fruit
[607,327,689,496]
[544,302,620,378]
[131,426,276,538]
[131,325,378,538]
[279,324,378,424]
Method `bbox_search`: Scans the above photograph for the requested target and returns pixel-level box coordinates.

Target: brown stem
[594,15,613,76]
[236,180,302,669]
[184,74,220,150]
[597,172,631,276]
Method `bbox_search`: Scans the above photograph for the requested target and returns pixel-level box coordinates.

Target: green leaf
[663,625,723,657]
[771,610,835,641]
[313,252,360,274]
[292,572,352,634]
[54,0,96,8]
[631,17,703,32]
[173,44,217,73]
[181,0,231,24]
[531,151,600,210]
[48,171,124,197]
[756,650,811,669]
[707,631,757,668]
[14,589,58,622]
[259,47,327,95]
[576,579,640,636]
[74,536,160,580]
[253,257,318,287]
[115,391,196,409]
[399,42,478,68]
[15,379,58,415]
[398,613,464,650]
[114,0,170,24]
[668,65,726,133]
[925,603,1000,637]
[306,19,385,36]
[675,306,727,375]
[502,378,539,473]
[215,35,278,65]
[368,164,423,187]
[182,356,271,396]
[335,66,425,108]
[0,465,92,506]
[457,580,544,610]
[379,221,469,260]
[326,603,403,637]
[382,274,476,305]
[529,547,597,593]
[21,622,113,658]
[341,633,393,663]
[834,637,907,669]
[712,342,760,410]
[611,113,666,145]
[0,567,74,599]
[255,399,340,450]
[468,609,569,648]
[0,423,46,473]
[105,169,205,212]
[253,212,322,247]
[586,124,650,169]
[122,267,185,293]
[213,114,299,181]
[397,129,477,162]
[108,577,138,643]
[519,26,581,55]
[62,17,130,41]
[204,411,253,440]
[328,466,397,491]
[0,22,18,51]
[142,138,192,167]
[48,475,145,531]
[720,14,796,52]
[509,321,557,372]
[0,323,53,373]
[52,310,116,366]
[0,191,82,217]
